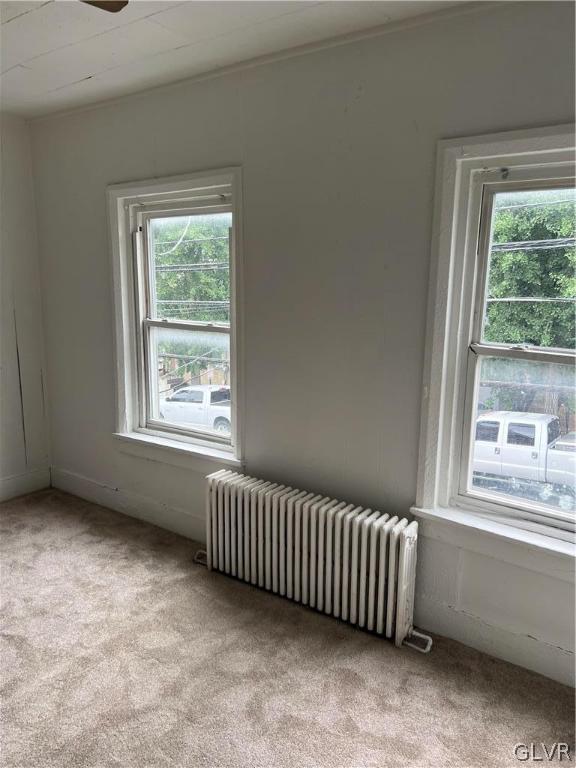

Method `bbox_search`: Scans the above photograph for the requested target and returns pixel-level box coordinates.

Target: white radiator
[205,470,431,651]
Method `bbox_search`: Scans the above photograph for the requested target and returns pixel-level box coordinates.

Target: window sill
[113,431,243,472]
[411,505,575,582]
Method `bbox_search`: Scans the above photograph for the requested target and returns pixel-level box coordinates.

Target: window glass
[171,389,203,403]
[470,357,575,512]
[475,421,499,442]
[507,423,535,446]
[149,212,232,323]
[211,388,231,405]
[547,419,560,445]
[150,327,231,436]
[482,187,576,350]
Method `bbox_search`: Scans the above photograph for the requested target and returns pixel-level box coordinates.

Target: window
[210,388,230,405]
[464,179,575,518]
[169,389,204,403]
[416,127,575,535]
[548,419,560,446]
[108,169,242,458]
[506,424,535,447]
[476,421,499,443]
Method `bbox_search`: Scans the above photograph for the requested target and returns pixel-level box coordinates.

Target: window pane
[475,421,499,442]
[149,212,232,323]
[470,357,575,513]
[482,187,576,350]
[507,423,535,446]
[210,389,231,405]
[149,327,231,437]
[548,419,560,445]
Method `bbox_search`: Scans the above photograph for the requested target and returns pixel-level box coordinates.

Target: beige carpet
[0,490,573,768]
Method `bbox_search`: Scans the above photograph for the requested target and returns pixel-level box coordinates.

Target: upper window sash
[471,172,576,357]
[470,343,575,366]
[137,204,232,326]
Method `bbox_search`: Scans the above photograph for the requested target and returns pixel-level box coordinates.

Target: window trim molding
[107,168,244,463]
[415,125,575,539]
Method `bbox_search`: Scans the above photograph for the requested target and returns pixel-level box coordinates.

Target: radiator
[205,470,431,651]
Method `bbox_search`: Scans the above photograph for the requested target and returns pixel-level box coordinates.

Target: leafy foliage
[485,189,575,349]
[151,213,231,323]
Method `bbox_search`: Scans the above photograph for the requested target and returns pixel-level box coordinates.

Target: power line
[496,199,575,211]
[486,297,575,304]
[156,262,229,273]
[491,237,575,252]
[156,300,229,306]
[154,218,192,256]
[154,235,228,247]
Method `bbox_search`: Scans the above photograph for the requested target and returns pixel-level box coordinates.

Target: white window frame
[107,169,243,464]
[414,125,575,539]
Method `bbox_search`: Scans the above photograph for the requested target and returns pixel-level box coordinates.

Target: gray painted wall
[30,2,575,683]
[0,115,49,499]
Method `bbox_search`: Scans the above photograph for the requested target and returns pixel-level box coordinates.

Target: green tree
[152,213,232,323]
[485,189,575,350]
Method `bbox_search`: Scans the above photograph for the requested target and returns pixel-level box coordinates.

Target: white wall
[0,115,50,499]
[30,2,575,684]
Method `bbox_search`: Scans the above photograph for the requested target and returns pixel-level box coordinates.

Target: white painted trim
[106,168,244,465]
[416,125,576,533]
[0,468,50,502]
[415,591,574,687]
[51,466,206,543]
[412,506,575,583]
[107,168,237,203]
[113,431,243,471]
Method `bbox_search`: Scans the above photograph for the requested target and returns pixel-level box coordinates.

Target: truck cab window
[547,419,560,445]
[185,391,204,403]
[211,388,230,405]
[507,424,536,447]
[476,421,499,442]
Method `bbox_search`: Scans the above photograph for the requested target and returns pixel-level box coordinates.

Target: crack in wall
[12,305,28,467]
[420,594,574,655]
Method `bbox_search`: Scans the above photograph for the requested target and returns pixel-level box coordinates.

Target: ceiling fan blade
[81,1,129,12]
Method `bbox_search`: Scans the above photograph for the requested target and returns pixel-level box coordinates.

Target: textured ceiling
[1,0,462,117]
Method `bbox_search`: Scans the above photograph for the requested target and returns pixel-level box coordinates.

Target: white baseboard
[415,593,574,687]
[50,467,205,543]
[0,468,51,502]
[47,466,575,688]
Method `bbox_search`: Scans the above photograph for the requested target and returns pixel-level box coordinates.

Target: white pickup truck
[473,411,575,493]
[160,385,231,434]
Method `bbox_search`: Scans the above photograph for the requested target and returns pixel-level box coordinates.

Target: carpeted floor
[0,490,573,768]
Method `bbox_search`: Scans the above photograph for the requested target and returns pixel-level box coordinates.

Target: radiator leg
[194,549,208,567]
[403,629,433,654]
